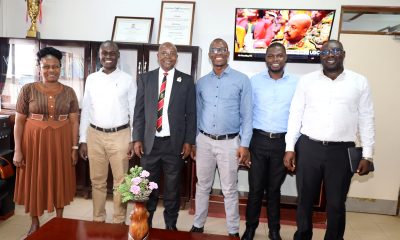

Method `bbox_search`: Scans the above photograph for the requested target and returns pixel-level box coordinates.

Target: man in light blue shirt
[190,38,252,237]
[242,42,297,240]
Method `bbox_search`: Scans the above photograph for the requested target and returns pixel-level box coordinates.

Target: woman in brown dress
[13,47,79,235]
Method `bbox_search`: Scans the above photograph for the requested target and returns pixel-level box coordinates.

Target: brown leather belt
[90,123,129,133]
[29,113,68,121]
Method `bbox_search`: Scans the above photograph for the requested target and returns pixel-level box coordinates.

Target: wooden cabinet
[0,117,12,157]
[89,42,202,80]
[0,38,92,108]
[0,37,202,207]
[0,37,201,107]
[0,115,15,220]
[0,38,39,109]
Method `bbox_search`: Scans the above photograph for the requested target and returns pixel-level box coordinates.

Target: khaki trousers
[87,127,130,223]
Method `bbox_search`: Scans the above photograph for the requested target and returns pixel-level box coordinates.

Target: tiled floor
[0,197,399,240]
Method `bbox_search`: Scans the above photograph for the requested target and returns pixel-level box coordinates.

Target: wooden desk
[26,217,238,240]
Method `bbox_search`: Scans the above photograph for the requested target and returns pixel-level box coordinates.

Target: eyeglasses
[320,48,344,56]
[40,65,61,70]
[210,48,228,54]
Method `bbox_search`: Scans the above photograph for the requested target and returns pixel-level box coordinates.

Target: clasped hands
[132,141,192,159]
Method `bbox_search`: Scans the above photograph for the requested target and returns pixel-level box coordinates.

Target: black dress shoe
[241,227,256,240]
[166,225,178,231]
[189,225,204,233]
[268,230,282,240]
[229,232,240,237]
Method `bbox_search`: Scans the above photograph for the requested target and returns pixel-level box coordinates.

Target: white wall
[2,0,400,208]
[3,0,400,78]
[341,34,400,201]
[0,0,4,35]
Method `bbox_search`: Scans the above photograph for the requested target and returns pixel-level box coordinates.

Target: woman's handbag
[0,156,14,179]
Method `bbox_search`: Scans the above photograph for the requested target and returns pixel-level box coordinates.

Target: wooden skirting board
[189,191,327,229]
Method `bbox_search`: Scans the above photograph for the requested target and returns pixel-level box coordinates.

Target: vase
[128,201,149,240]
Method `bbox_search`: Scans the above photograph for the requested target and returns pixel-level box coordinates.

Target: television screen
[234,8,336,63]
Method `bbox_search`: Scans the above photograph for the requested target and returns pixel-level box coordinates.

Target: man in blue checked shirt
[189,38,252,238]
[242,42,297,240]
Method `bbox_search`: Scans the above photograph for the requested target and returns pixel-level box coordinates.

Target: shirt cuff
[240,139,250,148]
[285,142,295,152]
[79,136,87,143]
[362,146,373,159]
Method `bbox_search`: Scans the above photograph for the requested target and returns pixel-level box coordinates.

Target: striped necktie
[156,72,168,132]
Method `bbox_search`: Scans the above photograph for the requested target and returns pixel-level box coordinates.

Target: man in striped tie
[132,42,196,230]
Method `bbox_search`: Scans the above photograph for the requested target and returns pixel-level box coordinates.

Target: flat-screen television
[234,8,336,63]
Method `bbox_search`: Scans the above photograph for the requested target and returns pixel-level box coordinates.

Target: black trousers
[140,137,183,228]
[294,135,354,240]
[245,131,287,231]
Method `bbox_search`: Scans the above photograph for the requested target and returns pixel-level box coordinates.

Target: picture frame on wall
[111,16,154,43]
[158,1,195,45]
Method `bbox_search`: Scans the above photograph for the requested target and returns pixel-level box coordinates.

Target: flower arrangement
[119,166,158,202]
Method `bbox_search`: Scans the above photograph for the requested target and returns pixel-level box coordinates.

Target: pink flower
[130,185,141,195]
[149,182,158,190]
[140,170,150,178]
[131,177,142,185]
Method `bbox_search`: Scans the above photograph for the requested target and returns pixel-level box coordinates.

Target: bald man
[132,42,196,230]
[282,14,316,51]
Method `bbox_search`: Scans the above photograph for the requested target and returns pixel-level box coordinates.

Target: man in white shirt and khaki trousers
[284,40,375,240]
[79,41,137,224]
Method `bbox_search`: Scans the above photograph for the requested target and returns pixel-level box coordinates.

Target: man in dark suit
[132,42,196,230]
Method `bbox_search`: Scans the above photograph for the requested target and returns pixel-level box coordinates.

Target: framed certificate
[111,16,154,43]
[158,1,195,45]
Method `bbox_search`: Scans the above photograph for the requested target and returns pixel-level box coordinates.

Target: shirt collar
[262,69,290,80]
[100,67,120,75]
[210,65,231,77]
[319,69,347,81]
[159,68,175,78]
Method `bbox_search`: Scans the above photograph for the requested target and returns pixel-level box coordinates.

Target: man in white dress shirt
[79,41,137,224]
[283,40,375,240]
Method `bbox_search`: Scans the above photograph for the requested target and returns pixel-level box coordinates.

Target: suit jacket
[132,68,196,155]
